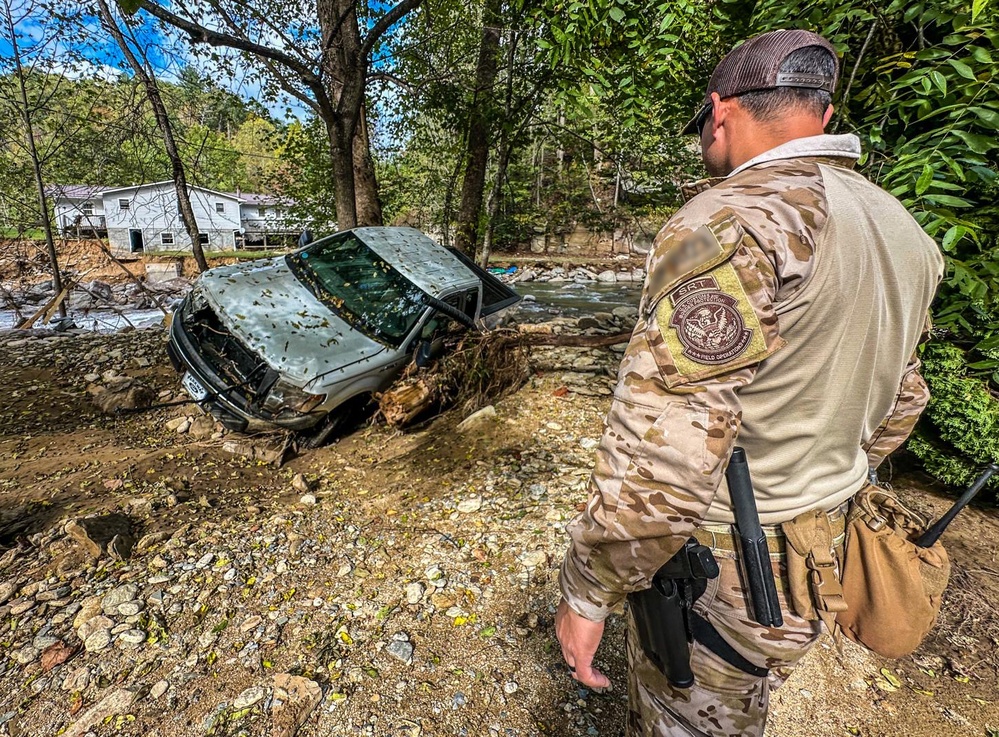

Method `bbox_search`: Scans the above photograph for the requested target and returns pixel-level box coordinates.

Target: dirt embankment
[0,328,997,737]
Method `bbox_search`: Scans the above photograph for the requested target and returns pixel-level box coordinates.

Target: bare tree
[125,0,423,230]
[1,0,66,316]
[97,0,209,272]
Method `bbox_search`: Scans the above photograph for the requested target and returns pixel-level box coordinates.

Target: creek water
[511,281,642,322]
[0,308,169,333]
[0,281,642,333]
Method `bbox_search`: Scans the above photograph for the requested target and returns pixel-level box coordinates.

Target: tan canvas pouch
[781,509,848,634]
[836,485,950,658]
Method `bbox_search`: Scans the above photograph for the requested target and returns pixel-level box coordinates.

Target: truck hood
[195,258,387,385]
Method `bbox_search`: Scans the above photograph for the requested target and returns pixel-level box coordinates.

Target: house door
[129,229,144,254]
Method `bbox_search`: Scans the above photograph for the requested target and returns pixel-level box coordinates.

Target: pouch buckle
[806,553,848,614]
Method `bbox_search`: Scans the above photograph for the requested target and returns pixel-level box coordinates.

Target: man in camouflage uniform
[554,30,944,736]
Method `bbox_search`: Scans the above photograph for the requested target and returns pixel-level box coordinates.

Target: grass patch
[1,228,45,240]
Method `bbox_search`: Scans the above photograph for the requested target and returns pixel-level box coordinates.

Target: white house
[48,181,298,255]
[232,192,297,248]
[50,184,109,237]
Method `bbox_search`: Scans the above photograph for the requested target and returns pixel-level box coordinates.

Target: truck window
[285,232,430,347]
[459,288,479,318]
[419,294,462,343]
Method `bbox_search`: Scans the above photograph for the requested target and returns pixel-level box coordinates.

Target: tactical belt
[686,507,847,679]
[693,508,847,557]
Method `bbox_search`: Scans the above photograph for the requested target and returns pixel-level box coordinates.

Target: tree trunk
[317,0,384,229]
[352,104,383,226]
[477,144,506,268]
[98,0,208,272]
[477,29,520,268]
[454,0,502,255]
[324,113,358,229]
[6,8,64,316]
[133,0,418,233]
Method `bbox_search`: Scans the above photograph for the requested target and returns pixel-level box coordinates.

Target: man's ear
[822,104,835,128]
[710,91,726,133]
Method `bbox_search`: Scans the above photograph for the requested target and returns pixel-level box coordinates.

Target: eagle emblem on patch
[667,276,753,365]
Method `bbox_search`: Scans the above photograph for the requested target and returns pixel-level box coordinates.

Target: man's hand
[555,598,611,689]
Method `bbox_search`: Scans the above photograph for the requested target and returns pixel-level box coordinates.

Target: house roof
[47,182,292,207]
[227,192,295,207]
[100,180,242,200]
[45,184,110,200]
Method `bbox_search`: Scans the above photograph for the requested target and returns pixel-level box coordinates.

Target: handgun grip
[630,581,695,689]
[739,534,784,628]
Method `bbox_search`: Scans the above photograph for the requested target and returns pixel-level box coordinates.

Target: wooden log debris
[375,325,630,428]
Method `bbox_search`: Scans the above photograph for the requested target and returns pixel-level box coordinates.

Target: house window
[198,233,210,246]
[215,202,225,214]
[161,232,174,246]
[118,198,131,211]
[81,202,94,216]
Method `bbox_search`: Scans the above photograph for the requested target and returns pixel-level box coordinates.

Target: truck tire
[295,395,372,450]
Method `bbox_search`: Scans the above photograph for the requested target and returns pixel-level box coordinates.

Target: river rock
[61,665,91,692]
[0,581,16,606]
[404,582,425,605]
[65,515,133,559]
[271,674,322,737]
[90,378,155,414]
[233,685,267,709]
[77,615,113,643]
[456,405,496,433]
[12,645,39,665]
[519,550,547,568]
[118,629,145,645]
[63,688,137,737]
[83,630,111,652]
[135,531,170,553]
[386,634,414,665]
[456,496,482,514]
[73,596,103,630]
[102,584,139,615]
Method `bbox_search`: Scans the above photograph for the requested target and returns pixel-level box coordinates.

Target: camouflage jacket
[561,134,944,621]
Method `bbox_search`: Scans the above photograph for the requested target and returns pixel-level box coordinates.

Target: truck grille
[181,300,267,402]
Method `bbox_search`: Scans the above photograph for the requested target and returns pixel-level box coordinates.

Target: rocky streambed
[1,325,997,737]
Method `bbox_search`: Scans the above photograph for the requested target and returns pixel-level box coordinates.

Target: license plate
[182,372,209,401]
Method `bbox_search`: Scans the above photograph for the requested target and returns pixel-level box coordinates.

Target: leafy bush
[914,342,999,492]
[742,0,999,489]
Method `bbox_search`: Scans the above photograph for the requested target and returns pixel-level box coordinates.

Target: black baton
[726,447,784,627]
[916,463,998,548]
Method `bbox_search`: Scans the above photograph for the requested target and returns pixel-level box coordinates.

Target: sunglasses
[695,103,713,136]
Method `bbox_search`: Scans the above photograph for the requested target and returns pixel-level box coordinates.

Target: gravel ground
[0,325,997,737]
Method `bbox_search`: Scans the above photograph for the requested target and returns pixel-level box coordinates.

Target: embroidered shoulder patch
[667,275,753,364]
[654,260,779,386]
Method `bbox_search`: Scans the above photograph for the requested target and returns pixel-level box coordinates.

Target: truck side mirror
[415,338,446,368]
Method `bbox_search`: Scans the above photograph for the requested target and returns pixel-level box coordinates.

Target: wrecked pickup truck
[167,226,521,447]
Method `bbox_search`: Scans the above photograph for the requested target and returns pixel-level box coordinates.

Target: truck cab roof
[356,227,479,296]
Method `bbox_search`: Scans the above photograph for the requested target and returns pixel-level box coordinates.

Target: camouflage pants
[626,548,822,737]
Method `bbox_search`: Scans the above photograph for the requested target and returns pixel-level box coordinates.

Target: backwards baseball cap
[682,29,839,135]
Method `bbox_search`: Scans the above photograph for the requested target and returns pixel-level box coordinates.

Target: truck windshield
[286,232,429,347]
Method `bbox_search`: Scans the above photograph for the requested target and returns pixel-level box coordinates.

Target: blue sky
[1,1,308,121]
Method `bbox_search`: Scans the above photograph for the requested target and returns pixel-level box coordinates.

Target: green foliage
[913,342,999,491]
[744,0,999,486]
[272,119,337,233]
[526,0,723,130]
